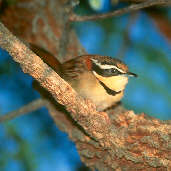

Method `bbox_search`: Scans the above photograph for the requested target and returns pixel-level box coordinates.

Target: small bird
[30,44,137,111]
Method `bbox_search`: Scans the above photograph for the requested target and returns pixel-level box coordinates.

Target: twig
[70,0,170,21]
[0,98,47,123]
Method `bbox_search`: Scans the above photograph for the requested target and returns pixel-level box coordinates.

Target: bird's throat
[93,71,128,92]
[98,80,121,96]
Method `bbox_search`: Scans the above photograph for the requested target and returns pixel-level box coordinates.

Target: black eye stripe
[91,62,122,77]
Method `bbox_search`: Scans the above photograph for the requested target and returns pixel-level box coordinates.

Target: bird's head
[85,55,137,93]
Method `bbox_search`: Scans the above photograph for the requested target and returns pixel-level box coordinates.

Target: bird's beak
[126,72,138,77]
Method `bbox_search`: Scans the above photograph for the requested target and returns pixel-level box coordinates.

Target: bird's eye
[108,68,117,73]
[106,68,120,76]
[112,69,116,73]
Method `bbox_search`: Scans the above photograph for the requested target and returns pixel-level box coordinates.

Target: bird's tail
[28,43,62,74]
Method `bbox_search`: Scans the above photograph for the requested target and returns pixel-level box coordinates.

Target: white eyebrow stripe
[91,59,125,73]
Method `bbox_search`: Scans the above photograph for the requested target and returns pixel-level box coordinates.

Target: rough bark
[0,0,171,170]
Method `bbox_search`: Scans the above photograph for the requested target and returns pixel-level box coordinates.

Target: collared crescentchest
[30,44,137,111]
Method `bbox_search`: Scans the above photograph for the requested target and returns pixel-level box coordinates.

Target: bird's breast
[67,72,125,111]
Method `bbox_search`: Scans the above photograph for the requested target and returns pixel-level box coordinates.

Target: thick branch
[0,21,171,170]
[70,0,170,21]
[0,22,109,141]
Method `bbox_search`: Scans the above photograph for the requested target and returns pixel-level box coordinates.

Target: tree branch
[0,20,171,170]
[0,21,108,141]
[70,0,170,22]
[0,98,46,123]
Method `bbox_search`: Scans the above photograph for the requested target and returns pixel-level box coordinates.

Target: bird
[29,44,137,111]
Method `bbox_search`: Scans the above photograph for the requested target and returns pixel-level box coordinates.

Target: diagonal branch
[70,0,170,22]
[0,21,109,141]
